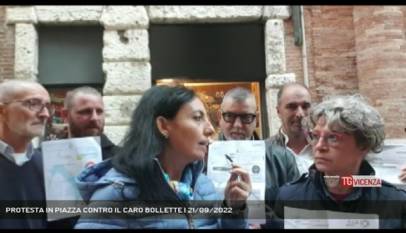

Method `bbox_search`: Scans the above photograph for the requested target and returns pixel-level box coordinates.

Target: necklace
[163,172,193,201]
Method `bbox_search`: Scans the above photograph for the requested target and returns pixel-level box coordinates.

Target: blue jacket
[74,159,248,229]
[271,160,406,229]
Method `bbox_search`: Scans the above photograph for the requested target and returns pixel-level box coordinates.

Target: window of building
[38,25,104,86]
[38,25,104,139]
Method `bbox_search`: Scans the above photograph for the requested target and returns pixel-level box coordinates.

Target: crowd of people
[0,79,405,229]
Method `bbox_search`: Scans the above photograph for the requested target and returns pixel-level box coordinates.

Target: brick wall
[304,6,359,103]
[353,6,406,138]
[0,6,15,81]
[294,5,406,138]
[285,6,359,103]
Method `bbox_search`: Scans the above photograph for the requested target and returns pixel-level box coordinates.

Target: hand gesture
[224,165,252,209]
[399,165,406,182]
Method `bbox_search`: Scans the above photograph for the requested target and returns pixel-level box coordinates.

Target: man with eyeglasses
[216,87,299,228]
[217,87,259,141]
[0,79,52,229]
[269,83,313,175]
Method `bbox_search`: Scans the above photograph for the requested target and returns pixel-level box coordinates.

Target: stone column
[353,6,406,138]
[6,6,38,81]
[147,6,262,23]
[14,23,38,81]
[263,15,296,136]
[101,6,151,144]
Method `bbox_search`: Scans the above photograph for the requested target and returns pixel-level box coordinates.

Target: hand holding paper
[224,165,252,209]
[207,140,266,224]
[399,165,406,182]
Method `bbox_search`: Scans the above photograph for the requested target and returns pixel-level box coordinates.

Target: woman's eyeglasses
[308,130,345,146]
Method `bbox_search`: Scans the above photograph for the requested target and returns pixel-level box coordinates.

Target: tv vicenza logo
[324,175,382,188]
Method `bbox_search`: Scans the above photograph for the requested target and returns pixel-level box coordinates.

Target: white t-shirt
[13,152,30,166]
[280,129,314,175]
[288,145,314,175]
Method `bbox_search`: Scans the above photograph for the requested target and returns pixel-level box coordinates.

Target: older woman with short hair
[271,94,406,229]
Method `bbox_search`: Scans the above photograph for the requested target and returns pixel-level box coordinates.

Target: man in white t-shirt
[268,83,313,175]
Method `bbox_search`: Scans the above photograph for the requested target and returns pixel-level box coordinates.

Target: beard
[69,122,103,138]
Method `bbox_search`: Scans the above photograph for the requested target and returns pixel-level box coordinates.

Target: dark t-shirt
[0,150,47,229]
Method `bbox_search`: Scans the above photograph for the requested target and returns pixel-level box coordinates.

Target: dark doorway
[150,23,268,138]
[150,23,265,82]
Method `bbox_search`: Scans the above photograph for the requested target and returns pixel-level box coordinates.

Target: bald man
[0,80,52,229]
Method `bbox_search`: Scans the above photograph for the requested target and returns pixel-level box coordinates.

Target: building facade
[0,5,405,144]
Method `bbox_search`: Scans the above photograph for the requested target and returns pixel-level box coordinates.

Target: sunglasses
[221,112,256,124]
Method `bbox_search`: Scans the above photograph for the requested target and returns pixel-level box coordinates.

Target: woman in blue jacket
[74,85,252,229]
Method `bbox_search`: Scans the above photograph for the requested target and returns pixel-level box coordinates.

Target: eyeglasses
[221,112,256,124]
[2,98,55,115]
[308,130,345,146]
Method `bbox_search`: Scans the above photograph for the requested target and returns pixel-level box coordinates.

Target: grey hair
[308,94,385,153]
[220,87,256,109]
[64,86,102,109]
[0,79,44,103]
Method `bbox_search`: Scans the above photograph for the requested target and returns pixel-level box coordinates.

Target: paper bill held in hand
[41,136,102,221]
[366,139,406,188]
[207,140,266,224]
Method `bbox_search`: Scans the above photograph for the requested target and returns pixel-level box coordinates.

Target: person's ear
[156,116,170,139]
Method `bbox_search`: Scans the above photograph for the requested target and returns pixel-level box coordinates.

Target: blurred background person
[48,86,119,229]
[63,86,118,160]
[217,87,259,141]
[269,83,312,175]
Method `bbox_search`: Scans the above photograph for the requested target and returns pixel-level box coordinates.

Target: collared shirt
[279,129,314,175]
[216,131,260,141]
[0,139,34,166]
